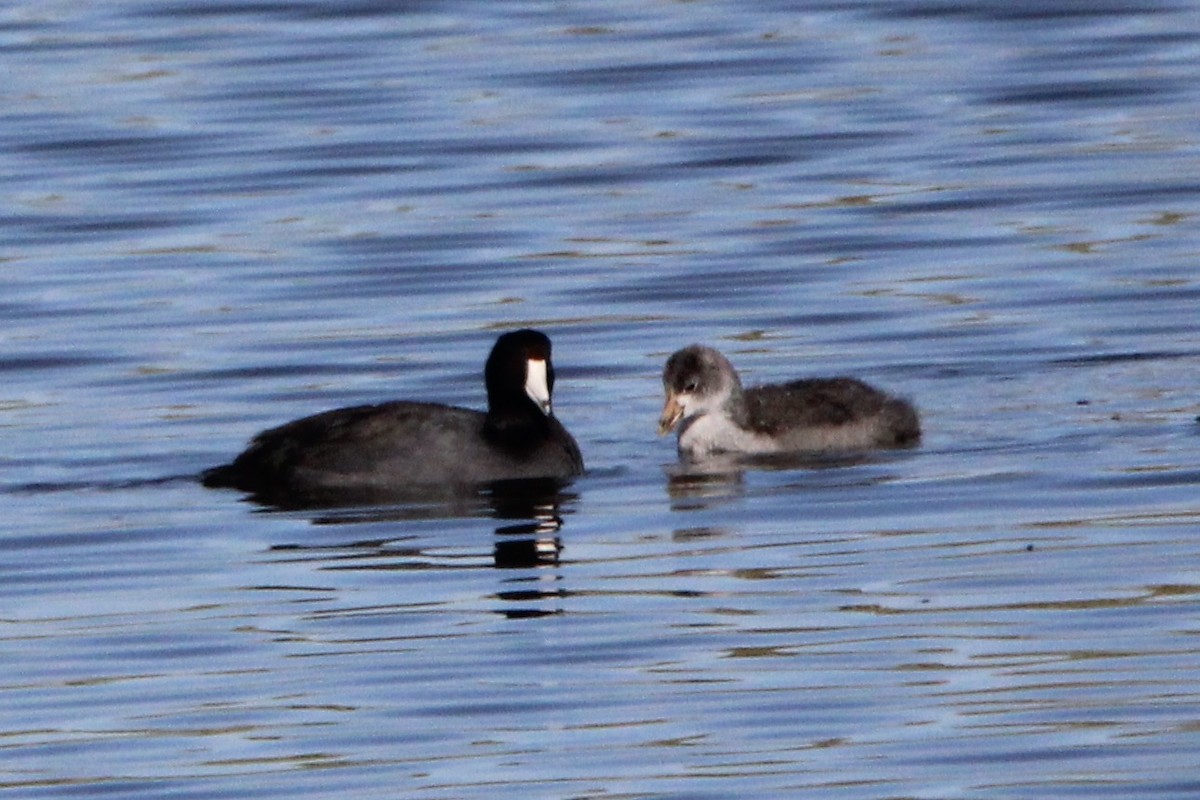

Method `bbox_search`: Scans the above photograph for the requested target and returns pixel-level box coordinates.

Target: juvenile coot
[658,344,919,459]
[203,329,584,503]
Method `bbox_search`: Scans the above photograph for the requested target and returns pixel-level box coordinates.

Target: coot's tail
[200,462,240,489]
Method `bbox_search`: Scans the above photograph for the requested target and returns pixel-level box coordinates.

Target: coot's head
[658,345,742,435]
[485,329,556,417]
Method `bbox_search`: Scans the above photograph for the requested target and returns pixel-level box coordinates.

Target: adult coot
[658,344,919,460]
[203,329,583,504]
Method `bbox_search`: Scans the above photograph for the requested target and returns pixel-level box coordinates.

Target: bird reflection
[665,450,885,510]
[664,457,746,510]
[254,478,575,618]
[487,478,568,569]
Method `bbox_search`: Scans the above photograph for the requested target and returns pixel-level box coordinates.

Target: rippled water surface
[4,0,1200,797]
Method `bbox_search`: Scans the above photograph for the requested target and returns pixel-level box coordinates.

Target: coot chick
[658,344,919,459]
[203,329,584,504]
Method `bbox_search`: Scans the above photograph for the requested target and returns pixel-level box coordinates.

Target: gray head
[658,345,744,435]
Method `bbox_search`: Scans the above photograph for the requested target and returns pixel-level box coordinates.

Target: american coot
[203,329,584,504]
[658,345,920,459]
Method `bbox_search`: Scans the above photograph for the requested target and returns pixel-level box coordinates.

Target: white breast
[677,413,778,458]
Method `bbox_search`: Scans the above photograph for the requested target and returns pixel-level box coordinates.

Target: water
[3,0,1200,797]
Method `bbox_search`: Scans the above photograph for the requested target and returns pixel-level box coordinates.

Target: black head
[485,328,556,416]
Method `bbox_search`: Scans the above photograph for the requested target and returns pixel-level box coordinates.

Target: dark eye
[684,380,698,393]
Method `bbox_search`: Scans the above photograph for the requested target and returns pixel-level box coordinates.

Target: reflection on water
[663,449,914,511]
[665,463,748,509]
[263,478,576,573]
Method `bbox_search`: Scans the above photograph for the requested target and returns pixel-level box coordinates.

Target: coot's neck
[722,380,752,428]
[482,330,555,453]
[483,396,551,453]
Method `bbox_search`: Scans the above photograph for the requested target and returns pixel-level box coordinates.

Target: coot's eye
[684,380,698,393]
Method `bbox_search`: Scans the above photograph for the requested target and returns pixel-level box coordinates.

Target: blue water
[3,1,1200,797]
